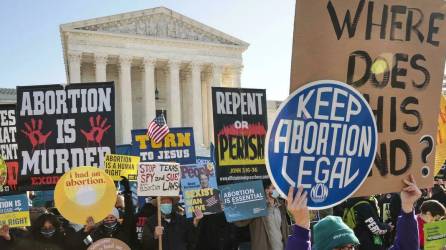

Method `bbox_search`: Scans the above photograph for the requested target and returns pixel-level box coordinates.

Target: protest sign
[137,162,180,197]
[0,194,30,228]
[424,220,446,250]
[212,87,268,185]
[132,127,196,164]
[219,180,267,222]
[290,0,446,195]
[16,82,115,191]
[181,163,221,218]
[105,154,139,181]
[0,104,19,194]
[54,166,117,224]
[436,96,446,176]
[266,80,378,209]
[87,238,130,250]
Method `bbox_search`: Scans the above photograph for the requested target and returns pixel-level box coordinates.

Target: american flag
[146,114,169,143]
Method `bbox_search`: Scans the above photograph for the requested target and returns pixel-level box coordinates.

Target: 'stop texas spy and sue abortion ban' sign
[267,80,378,209]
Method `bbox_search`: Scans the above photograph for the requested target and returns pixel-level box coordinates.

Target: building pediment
[61,7,248,47]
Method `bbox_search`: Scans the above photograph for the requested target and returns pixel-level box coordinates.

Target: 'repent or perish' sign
[212,87,268,185]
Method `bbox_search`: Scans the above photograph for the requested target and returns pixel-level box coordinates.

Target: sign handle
[157,196,162,250]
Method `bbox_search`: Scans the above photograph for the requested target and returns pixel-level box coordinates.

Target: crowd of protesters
[0,172,445,250]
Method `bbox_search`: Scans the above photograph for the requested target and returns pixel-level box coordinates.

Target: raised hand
[193,209,204,227]
[154,226,164,239]
[84,216,95,233]
[401,174,422,213]
[287,186,310,229]
[0,225,11,241]
[80,115,111,145]
[21,118,52,150]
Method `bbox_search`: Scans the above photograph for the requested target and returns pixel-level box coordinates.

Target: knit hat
[312,216,359,250]
[109,207,120,219]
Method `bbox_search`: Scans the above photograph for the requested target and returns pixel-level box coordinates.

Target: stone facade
[60,7,249,146]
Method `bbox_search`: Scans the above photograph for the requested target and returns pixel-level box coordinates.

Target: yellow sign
[0,194,30,228]
[104,154,140,181]
[54,166,116,225]
[436,96,446,175]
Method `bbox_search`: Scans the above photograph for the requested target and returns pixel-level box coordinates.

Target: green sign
[425,220,446,250]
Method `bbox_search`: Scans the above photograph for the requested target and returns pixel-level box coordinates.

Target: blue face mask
[160,204,173,215]
[272,190,280,199]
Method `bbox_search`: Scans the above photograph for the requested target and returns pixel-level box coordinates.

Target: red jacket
[416,214,425,248]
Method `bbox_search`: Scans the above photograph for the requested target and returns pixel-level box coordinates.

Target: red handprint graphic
[80,115,111,145]
[21,118,53,150]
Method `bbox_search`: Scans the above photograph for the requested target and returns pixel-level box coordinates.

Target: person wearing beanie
[312,216,359,250]
[285,174,421,250]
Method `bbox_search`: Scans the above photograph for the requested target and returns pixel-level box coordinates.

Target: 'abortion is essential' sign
[266,80,377,209]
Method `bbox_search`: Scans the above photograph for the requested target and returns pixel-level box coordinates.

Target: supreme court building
[60,7,249,147]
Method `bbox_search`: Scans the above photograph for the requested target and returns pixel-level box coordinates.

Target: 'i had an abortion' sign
[266,80,377,209]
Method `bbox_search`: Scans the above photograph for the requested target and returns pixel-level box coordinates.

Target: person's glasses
[335,245,356,250]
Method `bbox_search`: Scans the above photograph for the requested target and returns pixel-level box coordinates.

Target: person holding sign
[285,175,421,250]
[141,197,202,250]
[234,180,290,250]
[78,177,136,249]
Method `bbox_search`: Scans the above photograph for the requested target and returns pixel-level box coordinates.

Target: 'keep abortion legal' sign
[266,80,377,209]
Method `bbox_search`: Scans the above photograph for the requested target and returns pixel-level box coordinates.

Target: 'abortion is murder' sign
[290,0,446,195]
[17,82,115,191]
[212,87,268,185]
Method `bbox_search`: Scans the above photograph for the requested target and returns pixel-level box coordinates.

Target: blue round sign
[266,80,377,209]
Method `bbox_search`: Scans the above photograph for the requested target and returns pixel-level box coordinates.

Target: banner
[266,80,378,209]
[0,104,19,194]
[87,238,130,250]
[436,96,446,176]
[219,180,267,222]
[424,220,446,250]
[137,162,180,197]
[290,0,446,195]
[212,87,268,185]
[181,163,221,218]
[105,154,139,181]
[131,127,196,164]
[54,166,117,224]
[16,82,115,191]
[0,194,30,228]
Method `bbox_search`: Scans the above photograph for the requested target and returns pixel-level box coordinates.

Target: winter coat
[346,197,391,250]
[195,213,238,250]
[234,199,290,250]
[78,187,136,249]
[285,210,419,250]
[141,212,199,250]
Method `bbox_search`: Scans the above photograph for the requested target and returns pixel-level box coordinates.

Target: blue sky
[0,0,295,101]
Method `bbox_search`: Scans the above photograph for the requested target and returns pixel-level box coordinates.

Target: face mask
[103,221,118,233]
[40,228,56,238]
[271,190,280,199]
[160,204,173,215]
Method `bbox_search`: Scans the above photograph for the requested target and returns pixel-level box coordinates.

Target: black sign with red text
[0,104,19,194]
[17,82,115,190]
[212,87,268,185]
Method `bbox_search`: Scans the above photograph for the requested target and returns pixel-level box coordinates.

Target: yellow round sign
[55,166,117,225]
[87,238,130,250]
